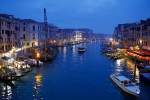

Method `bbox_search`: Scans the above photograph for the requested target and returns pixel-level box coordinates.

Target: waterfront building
[0,13,94,53]
[72,31,84,43]
[56,28,93,44]
[113,23,138,48]
[0,13,57,52]
[48,28,88,46]
[139,19,150,50]
[0,14,17,52]
[19,19,39,48]
[113,18,150,50]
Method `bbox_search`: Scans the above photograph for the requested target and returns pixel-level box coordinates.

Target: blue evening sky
[0,0,150,34]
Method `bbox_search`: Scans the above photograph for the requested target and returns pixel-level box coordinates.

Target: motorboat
[110,74,140,97]
[14,69,24,77]
[78,47,86,53]
[8,65,24,77]
[24,59,43,67]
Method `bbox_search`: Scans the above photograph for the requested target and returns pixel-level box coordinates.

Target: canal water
[0,43,150,100]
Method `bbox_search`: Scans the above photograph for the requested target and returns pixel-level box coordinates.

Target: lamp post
[139,39,142,49]
[133,61,137,82]
[36,52,40,66]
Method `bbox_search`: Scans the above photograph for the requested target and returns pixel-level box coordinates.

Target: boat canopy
[142,73,150,78]
[116,76,130,81]
[1,56,14,63]
[145,66,150,69]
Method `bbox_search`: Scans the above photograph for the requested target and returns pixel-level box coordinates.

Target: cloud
[1,0,150,33]
[78,0,118,13]
[26,0,118,14]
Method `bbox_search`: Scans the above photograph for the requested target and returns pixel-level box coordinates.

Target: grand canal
[0,43,150,100]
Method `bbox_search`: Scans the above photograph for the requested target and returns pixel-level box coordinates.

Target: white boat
[110,74,140,97]
[78,47,86,53]
[24,59,43,66]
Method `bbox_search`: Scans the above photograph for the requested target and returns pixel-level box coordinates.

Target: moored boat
[140,66,150,73]
[139,65,150,83]
[110,74,140,97]
[140,73,150,83]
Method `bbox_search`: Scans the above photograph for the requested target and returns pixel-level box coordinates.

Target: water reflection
[72,45,78,63]
[0,43,149,100]
[126,59,139,81]
[115,58,139,82]
[115,59,125,74]
[33,71,43,100]
[79,55,84,64]
[63,47,67,57]
[72,45,76,58]
[0,83,12,100]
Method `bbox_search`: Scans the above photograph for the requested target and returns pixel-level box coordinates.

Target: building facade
[0,14,17,52]
[113,19,150,50]
[0,13,94,52]
[0,14,48,53]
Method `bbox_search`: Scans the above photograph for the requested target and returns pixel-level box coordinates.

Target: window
[1,21,3,26]
[27,42,29,46]
[7,22,11,29]
[23,34,25,39]
[15,26,18,31]
[33,33,35,39]
[23,27,26,31]
[2,30,4,34]
[33,25,35,31]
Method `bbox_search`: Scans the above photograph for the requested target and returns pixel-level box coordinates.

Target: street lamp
[36,52,40,66]
[109,38,113,42]
[139,39,142,44]
[139,39,143,49]
[36,52,40,59]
